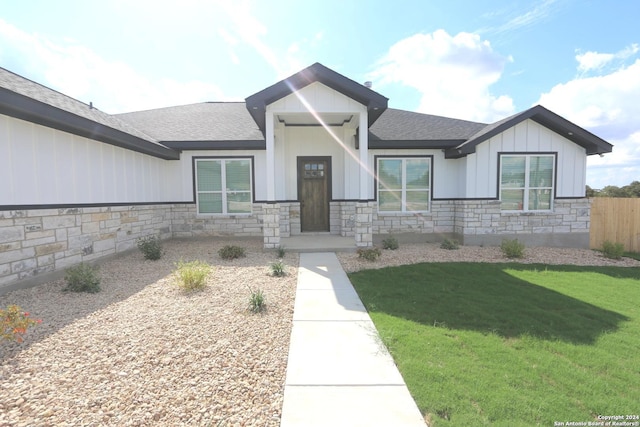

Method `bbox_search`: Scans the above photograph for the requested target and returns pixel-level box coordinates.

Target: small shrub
[357,247,382,262]
[175,260,211,291]
[382,236,399,250]
[602,240,625,260]
[218,245,246,260]
[137,235,163,260]
[440,238,460,250]
[276,246,286,258]
[248,288,266,313]
[500,239,525,259]
[270,260,287,277]
[1,305,41,343]
[64,263,101,293]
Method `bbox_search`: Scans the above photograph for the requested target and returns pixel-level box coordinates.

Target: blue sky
[1,0,638,188]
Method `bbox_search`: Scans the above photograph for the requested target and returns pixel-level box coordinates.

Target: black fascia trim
[254,199,299,204]
[444,105,613,159]
[331,198,372,202]
[529,112,612,155]
[366,139,465,150]
[0,88,180,160]
[0,201,191,211]
[556,196,589,200]
[162,140,266,150]
[245,63,388,133]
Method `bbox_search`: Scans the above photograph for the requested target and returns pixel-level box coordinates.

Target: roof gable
[245,62,388,133]
[444,105,614,158]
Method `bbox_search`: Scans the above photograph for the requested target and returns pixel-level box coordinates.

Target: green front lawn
[349,263,640,426]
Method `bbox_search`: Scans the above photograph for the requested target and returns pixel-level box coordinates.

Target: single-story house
[0,62,612,289]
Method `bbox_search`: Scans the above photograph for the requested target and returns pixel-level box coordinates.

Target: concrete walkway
[280,252,427,427]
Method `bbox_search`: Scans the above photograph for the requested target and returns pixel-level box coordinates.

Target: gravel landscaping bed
[1,238,298,427]
[337,243,640,272]
[2,238,638,426]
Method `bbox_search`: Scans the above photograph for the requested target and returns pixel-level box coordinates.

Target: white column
[358,113,368,200]
[265,112,276,201]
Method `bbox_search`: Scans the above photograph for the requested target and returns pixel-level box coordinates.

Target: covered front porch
[244,63,388,250]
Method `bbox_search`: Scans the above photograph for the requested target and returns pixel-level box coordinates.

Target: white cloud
[487,0,559,36]
[537,58,640,188]
[576,51,614,73]
[0,18,229,113]
[368,29,515,123]
[576,43,639,73]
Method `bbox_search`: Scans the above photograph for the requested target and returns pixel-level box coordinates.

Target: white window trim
[499,154,555,212]
[195,158,253,216]
[377,157,431,214]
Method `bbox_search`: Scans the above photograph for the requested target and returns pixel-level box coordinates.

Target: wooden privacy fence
[590,197,640,252]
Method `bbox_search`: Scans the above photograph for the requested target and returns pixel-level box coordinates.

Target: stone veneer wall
[0,203,268,291]
[452,198,591,247]
[338,202,356,237]
[262,204,280,249]
[372,200,457,235]
[279,203,301,237]
[0,205,172,290]
[355,202,374,247]
[369,198,590,247]
[170,204,264,238]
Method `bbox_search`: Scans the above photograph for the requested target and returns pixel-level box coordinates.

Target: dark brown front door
[298,157,331,232]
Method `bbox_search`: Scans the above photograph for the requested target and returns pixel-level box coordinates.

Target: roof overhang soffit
[245,63,388,135]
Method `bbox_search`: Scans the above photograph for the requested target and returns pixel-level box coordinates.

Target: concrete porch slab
[280,235,356,253]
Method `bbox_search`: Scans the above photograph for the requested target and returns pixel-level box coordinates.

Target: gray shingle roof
[370,108,486,141]
[116,102,263,142]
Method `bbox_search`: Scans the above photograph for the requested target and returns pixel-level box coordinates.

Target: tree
[622,181,640,198]
[600,185,628,198]
[586,180,640,198]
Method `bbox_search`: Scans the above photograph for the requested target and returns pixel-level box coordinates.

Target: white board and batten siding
[464,119,587,199]
[267,82,368,115]
[0,115,183,206]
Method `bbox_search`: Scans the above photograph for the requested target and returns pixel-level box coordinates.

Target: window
[377,157,430,212]
[500,154,554,211]
[195,158,252,214]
